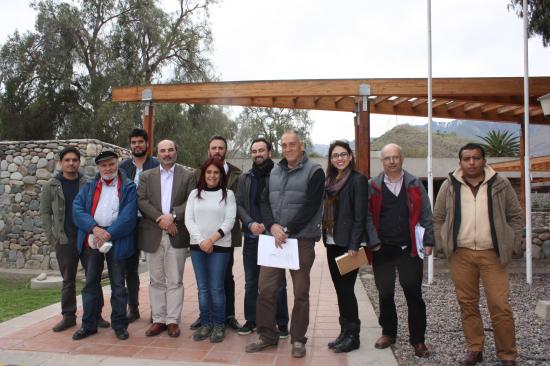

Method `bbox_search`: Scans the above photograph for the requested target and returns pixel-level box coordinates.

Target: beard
[132,150,147,157]
[101,172,117,181]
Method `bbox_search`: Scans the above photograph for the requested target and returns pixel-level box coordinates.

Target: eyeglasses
[331,152,349,160]
[330,139,350,146]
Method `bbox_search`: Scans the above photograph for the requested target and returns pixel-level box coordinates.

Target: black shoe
[225,316,242,331]
[115,328,129,340]
[328,317,346,349]
[52,316,76,332]
[72,328,97,340]
[190,317,201,330]
[98,316,110,328]
[238,321,256,335]
[277,324,289,339]
[333,321,360,353]
[127,304,140,323]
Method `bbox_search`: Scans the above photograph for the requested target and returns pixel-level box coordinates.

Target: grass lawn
[0,277,108,323]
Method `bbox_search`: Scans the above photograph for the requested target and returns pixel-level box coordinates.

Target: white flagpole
[523,0,532,284]
[427,0,434,284]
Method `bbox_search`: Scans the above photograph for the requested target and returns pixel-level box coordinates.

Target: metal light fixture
[538,93,550,119]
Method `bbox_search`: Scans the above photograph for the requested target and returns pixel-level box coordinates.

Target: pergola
[112,76,550,182]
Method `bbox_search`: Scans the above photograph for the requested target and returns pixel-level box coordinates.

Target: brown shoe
[460,351,483,365]
[167,323,180,338]
[413,343,430,358]
[374,335,396,349]
[500,361,516,366]
[145,323,167,337]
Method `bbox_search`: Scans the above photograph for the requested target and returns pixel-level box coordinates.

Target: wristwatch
[283,226,289,234]
[172,211,177,220]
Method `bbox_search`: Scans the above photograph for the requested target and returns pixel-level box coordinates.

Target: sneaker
[292,341,306,358]
[277,324,289,339]
[210,325,225,343]
[193,324,213,341]
[189,317,201,330]
[225,316,242,331]
[238,321,256,335]
[52,316,76,332]
[245,338,278,353]
[98,316,110,328]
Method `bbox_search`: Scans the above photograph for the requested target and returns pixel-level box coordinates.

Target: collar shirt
[94,178,119,227]
[160,165,175,214]
[132,160,143,187]
[224,161,229,174]
[383,170,405,197]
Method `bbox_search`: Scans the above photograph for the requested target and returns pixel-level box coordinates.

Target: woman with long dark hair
[185,157,236,343]
[322,140,368,353]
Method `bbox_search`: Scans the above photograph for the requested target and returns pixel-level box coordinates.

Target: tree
[508,0,550,47]
[232,107,314,158]
[478,130,520,157]
[0,0,219,146]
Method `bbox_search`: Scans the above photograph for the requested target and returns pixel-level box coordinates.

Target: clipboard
[335,247,368,275]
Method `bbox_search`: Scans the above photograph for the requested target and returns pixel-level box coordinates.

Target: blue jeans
[81,247,128,331]
[191,249,230,326]
[243,235,289,326]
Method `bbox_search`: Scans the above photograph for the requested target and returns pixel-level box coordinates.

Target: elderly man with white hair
[366,143,434,358]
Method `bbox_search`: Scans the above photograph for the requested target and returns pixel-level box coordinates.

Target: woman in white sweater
[185,157,236,343]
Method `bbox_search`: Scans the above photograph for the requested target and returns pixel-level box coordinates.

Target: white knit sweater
[185,189,236,247]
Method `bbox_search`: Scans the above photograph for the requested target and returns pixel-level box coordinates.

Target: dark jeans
[243,235,289,326]
[326,244,359,323]
[372,244,426,345]
[82,247,128,331]
[191,250,231,326]
[124,245,140,306]
[224,247,235,318]
[56,241,104,318]
[257,239,315,344]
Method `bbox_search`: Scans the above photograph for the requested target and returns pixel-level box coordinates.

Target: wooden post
[355,99,371,178]
[520,122,526,221]
[143,103,154,156]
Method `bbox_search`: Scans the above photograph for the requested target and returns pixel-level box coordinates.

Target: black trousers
[372,244,426,345]
[224,247,235,317]
[124,246,140,306]
[326,245,359,323]
[56,241,104,317]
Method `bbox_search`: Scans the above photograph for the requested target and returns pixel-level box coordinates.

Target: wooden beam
[392,97,410,107]
[446,101,467,111]
[355,100,370,177]
[481,104,502,113]
[497,105,520,114]
[374,96,390,105]
[411,98,427,108]
[464,102,484,112]
[431,99,449,109]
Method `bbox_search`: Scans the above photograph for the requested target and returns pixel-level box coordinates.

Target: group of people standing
[40,127,522,365]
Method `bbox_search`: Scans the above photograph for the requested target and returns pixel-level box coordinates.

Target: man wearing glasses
[366,143,434,358]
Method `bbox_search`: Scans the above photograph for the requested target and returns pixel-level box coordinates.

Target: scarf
[323,167,352,236]
[251,158,274,206]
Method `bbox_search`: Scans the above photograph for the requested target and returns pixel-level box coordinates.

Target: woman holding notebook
[322,140,368,353]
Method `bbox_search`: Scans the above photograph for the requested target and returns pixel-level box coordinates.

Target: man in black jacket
[235,138,289,337]
[119,128,159,322]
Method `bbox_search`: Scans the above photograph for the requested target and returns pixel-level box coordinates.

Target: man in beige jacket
[433,143,522,366]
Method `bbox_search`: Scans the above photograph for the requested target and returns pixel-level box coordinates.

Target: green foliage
[232,107,314,158]
[508,0,550,47]
[0,0,219,147]
[477,130,520,157]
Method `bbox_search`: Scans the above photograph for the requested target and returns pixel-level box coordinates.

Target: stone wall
[0,140,130,270]
[532,212,550,259]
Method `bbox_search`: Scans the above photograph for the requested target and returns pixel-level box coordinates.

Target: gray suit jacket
[137,164,196,252]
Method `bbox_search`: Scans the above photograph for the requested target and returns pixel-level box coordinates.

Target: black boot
[52,316,77,332]
[328,317,346,349]
[127,304,140,323]
[333,320,360,353]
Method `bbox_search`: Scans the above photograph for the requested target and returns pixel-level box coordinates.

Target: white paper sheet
[257,234,300,270]
[415,223,425,260]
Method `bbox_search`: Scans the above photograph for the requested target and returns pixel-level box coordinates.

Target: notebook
[335,247,368,275]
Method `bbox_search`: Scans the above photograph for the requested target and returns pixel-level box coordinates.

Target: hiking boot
[328,317,346,349]
[189,317,201,330]
[193,324,213,341]
[52,316,76,332]
[225,316,242,331]
[210,325,225,343]
[245,338,278,353]
[333,320,360,353]
[277,324,289,339]
[291,341,306,358]
[238,321,256,335]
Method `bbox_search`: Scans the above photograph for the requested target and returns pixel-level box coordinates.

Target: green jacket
[39,173,87,246]
[433,167,523,265]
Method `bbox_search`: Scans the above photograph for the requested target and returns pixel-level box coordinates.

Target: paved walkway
[0,245,397,366]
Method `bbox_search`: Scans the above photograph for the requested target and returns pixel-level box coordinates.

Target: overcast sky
[1,0,549,143]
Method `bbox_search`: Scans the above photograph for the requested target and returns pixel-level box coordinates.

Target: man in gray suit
[137,139,196,338]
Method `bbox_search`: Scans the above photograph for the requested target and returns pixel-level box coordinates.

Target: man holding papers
[366,143,434,358]
[245,130,325,358]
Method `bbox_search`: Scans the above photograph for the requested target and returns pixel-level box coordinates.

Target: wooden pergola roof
[112,77,550,124]
[490,155,550,172]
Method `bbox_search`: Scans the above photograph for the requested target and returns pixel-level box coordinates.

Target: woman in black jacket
[322,140,368,353]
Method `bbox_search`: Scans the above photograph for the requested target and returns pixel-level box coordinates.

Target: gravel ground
[360,264,550,366]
